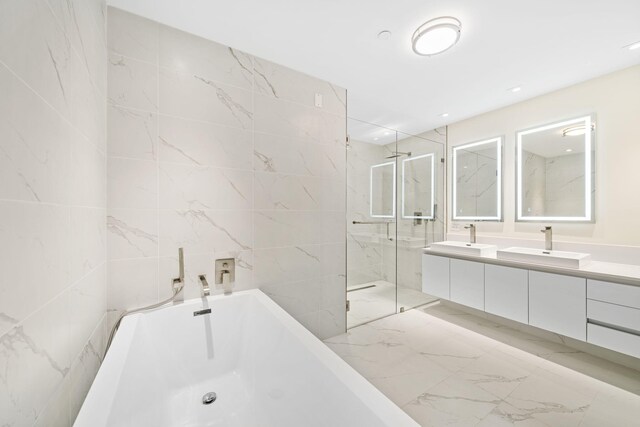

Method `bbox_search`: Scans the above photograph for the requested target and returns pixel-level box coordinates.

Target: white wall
[448,65,640,247]
[0,0,107,425]
[106,8,347,341]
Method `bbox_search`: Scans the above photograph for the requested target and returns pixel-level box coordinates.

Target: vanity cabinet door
[450,259,484,310]
[529,271,586,341]
[422,254,450,299]
[485,264,528,323]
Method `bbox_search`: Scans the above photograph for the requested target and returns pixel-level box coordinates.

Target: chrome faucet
[172,247,185,302]
[541,226,553,251]
[464,224,476,244]
[198,274,210,297]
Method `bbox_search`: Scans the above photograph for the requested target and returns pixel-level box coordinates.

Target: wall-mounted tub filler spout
[199,274,210,297]
[464,224,476,244]
[541,226,553,252]
[104,248,186,357]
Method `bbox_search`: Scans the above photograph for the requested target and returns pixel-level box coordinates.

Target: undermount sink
[496,247,591,269]
[428,241,498,257]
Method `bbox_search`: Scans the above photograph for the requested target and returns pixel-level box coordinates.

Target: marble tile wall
[0,0,107,426]
[106,7,347,340]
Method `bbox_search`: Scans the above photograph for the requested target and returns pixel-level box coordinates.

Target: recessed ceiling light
[384,131,391,136]
[373,137,379,141]
[565,148,573,153]
[440,112,449,118]
[377,30,392,40]
[509,86,522,93]
[625,41,640,50]
[411,16,462,56]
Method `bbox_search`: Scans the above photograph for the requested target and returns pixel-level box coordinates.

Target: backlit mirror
[370,161,396,217]
[516,115,595,221]
[402,153,435,219]
[452,137,502,220]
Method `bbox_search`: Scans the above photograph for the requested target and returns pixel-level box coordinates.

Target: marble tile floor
[347,280,438,328]
[326,302,640,426]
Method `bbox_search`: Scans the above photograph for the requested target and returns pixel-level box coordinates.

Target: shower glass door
[394,130,445,312]
[346,119,446,329]
[346,119,398,328]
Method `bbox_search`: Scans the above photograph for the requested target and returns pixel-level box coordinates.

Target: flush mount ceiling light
[562,123,595,137]
[411,16,461,56]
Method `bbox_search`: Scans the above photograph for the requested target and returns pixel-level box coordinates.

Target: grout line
[0,261,108,340]
[0,58,105,156]
[0,198,107,210]
[109,104,345,148]
[106,155,345,179]
[108,50,347,118]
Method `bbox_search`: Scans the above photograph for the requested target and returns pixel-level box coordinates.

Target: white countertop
[423,247,640,287]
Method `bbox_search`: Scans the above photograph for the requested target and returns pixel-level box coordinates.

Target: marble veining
[1,1,107,425]
[326,302,640,426]
[105,7,346,352]
[107,215,157,255]
[193,74,253,123]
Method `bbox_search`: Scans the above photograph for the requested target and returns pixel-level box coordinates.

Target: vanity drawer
[587,279,640,310]
[587,299,640,333]
[587,323,640,359]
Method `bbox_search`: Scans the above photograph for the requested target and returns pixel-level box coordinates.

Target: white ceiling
[108,0,640,137]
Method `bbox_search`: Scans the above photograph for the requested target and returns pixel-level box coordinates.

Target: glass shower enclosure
[346,119,445,328]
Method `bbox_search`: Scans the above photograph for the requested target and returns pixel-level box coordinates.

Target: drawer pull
[587,318,640,337]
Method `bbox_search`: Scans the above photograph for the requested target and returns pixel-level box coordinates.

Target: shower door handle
[352,220,394,241]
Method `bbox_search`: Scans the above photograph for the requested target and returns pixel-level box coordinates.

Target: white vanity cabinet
[529,271,586,341]
[485,264,528,323]
[421,251,640,359]
[586,279,640,358]
[422,254,450,299]
[450,259,485,310]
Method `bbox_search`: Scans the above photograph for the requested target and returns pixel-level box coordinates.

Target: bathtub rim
[75,289,418,427]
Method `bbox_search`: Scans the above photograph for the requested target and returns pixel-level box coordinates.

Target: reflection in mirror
[517,115,595,221]
[453,137,502,220]
[370,161,396,217]
[402,153,434,219]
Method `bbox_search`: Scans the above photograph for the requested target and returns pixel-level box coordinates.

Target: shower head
[385,151,412,159]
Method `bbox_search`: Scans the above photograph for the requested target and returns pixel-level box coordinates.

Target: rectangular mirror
[516,115,595,221]
[401,153,435,219]
[370,161,396,217]
[452,137,502,220]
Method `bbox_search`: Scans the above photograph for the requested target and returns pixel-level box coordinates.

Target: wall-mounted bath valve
[215,258,235,294]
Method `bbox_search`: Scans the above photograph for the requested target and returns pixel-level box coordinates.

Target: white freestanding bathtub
[75,290,418,426]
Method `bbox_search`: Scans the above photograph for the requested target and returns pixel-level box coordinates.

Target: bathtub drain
[202,392,217,405]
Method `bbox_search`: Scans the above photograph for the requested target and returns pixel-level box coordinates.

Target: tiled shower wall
[0,0,107,425]
[106,8,347,339]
